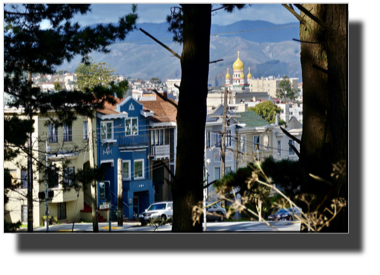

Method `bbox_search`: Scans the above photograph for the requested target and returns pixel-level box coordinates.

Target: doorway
[133,196,139,219]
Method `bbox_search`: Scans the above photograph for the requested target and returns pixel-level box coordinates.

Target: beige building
[4,107,97,227]
[165,79,181,93]
[249,76,299,98]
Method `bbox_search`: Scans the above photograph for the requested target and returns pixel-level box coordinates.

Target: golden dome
[240,72,245,78]
[225,68,231,79]
[247,67,252,79]
[233,51,244,71]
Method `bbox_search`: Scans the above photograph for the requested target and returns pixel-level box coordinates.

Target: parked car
[206,203,227,222]
[268,207,302,221]
[138,201,173,226]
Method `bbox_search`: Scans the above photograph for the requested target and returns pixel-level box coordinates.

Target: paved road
[18,221,300,232]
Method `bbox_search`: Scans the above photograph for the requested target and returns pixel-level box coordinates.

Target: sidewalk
[17,221,143,232]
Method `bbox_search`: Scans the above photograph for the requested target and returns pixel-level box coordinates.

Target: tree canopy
[75,57,120,91]
[248,101,286,125]
[275,75,298,100]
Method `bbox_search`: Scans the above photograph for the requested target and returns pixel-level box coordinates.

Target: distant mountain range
[57,20,302,85]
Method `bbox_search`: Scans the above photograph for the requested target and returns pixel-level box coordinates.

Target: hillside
[57,20,302,84]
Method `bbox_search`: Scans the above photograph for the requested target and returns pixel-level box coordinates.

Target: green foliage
[54,79,63,92]
[248,101,286,125]
[275,75,298,100]
[75,57,118,91]
[259,156,301,197]
[150,77,161,83]
[4,219,22,232]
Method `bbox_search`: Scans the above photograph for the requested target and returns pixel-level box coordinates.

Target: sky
[39,3,300,29]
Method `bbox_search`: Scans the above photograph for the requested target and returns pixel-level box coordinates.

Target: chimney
[275,114,279,126]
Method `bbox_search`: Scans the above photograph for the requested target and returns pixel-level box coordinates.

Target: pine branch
[294,4,334,32]
[280,126,301,144]
[139,28,181,59]
[293,38,325,44]
[289,143,300,158]
[282,4,306,25]
[156,160,176,181]
[152,89,178,109]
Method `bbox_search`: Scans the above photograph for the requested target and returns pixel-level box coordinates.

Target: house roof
[96,97,124,115]
[140,96,177,123]
[236,111,269,128]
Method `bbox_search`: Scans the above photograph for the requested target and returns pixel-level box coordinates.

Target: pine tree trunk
[324,4,348,231]
[299,4,348,231]
[171,4,211,232]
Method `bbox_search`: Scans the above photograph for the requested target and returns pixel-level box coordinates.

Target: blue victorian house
[96,96,154,219]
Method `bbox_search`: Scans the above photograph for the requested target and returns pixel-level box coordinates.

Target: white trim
[120,148,147,152]
[122,160,131,181]
[47,152,78,160]
[140,110,154,117]
[97,113,129,120]
[100,159,114,167]
[134,159,145,180]
[149,121,176,128]
[118,96,143,107]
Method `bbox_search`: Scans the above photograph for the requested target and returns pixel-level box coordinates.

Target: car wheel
[161,215,166,223]
[141,221,146,226]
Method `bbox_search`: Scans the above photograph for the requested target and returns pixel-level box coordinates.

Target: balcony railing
[118,135,149,148]
[151,145,170,156]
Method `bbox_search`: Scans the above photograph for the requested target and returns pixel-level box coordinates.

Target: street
[18,221,301,232]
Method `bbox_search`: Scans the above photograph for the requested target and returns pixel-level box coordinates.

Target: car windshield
[147,203,166,211]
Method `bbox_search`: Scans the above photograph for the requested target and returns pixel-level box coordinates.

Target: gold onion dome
[247,67,252,79]
[240,72,245,78]
[225,68,231,79]
[233,51,244,71]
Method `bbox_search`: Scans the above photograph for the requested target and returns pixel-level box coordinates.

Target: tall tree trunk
[172,4,211,232]
[324,4,348,231]
[299,4,347,231]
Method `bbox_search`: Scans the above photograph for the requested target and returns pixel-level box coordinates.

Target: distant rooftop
[236,111,269,128]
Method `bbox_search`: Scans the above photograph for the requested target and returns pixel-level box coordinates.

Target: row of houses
[4,94,302,227]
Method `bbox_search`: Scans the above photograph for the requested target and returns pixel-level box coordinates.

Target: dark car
[268,207,302,221]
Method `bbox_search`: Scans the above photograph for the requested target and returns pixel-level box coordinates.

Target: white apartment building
[165,79,181,93]
[249,76,299,98]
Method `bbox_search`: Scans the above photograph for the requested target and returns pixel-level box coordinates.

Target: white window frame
[278,140,281,156]
[125,117,138,136]
[63,123,72,142]
[63,167,75,186]
[134,159,144,180]
[214,167,221,181]
[253,135,260,151]
[101,121,113,140]
[122,160,131,180]
[263,134,269,151]
[225,166,232,175]
[289,140,295,155]
[83,121,88,140]
[48,124,58,143]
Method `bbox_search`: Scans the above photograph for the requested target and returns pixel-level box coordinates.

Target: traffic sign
[99,203,110,210]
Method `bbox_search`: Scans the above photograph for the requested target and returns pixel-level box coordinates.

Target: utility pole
[117,158,123,226]
[203,131,207,232]
[220,88,228,179]
[88,117,98,232]
[27,69,33,232]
